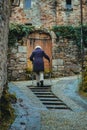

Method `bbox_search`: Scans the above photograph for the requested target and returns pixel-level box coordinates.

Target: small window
[66,0,72,10]
[11,0,20,6]
[24,0,31,9]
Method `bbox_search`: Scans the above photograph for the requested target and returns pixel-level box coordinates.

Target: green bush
[8,23,35,46]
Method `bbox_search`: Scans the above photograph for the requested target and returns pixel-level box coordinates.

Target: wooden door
[27,32,52,73]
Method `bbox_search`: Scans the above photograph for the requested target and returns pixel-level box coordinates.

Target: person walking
[29,45,50,87]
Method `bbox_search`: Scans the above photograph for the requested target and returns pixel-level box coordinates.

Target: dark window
[11,0,20,6]
[24,0,31,9]
[66,0,72,9]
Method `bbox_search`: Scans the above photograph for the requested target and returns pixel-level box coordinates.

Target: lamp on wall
[11,0,20,6]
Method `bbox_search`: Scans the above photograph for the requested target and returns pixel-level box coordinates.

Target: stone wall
[8,44,27,81]
[8,0,83,80]
[7,35,81,81]
[52,37,81,77]
[0,0,10,97]
[10,0,87,27]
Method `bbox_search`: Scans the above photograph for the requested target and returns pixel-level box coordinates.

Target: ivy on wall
[52,25,87,48]
[8,23,35,46]
[8,24,87,48]
[52,25,87,94]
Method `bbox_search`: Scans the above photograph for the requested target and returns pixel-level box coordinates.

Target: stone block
[52,66,58,72]
[52,59,64,66]
[58,66,64,71]
[12,70,19,77]
[57,59,64,65]
[19,70,24,73]
[18,46,27,53]
[19,58,27,62]
[16,53,22,57]
[52,59,58,66]
[11,48,17,53]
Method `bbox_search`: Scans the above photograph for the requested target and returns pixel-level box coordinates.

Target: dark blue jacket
[30,48,50,72]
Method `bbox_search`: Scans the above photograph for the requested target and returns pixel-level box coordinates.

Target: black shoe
[37,82,39,87]
[40,81,43,86]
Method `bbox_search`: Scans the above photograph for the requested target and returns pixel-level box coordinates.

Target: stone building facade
[8,36,80,81]
[10,0,87,27]
[0,0,10,97]
[8,0,87,80]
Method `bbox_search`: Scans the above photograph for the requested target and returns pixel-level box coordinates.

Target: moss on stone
[79,66,87,98]
[0,86,17,130]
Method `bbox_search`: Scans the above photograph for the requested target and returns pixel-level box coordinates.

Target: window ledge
[24,8,32,11]
[64,8,73,11]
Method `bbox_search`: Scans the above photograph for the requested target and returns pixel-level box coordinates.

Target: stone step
[27,85,71,110]
[45,105,69,109]
[42,101,65,105]
[34,92,52,95]
[36,95,57,98]
[39,97,60,101]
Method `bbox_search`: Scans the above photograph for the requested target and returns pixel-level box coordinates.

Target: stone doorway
[27,31,52,73]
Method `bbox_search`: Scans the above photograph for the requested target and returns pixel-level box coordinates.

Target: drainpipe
[54,0,57,25]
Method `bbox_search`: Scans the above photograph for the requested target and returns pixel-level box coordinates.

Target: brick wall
[0,0,10,97]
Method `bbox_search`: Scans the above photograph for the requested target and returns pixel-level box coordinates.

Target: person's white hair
[35,45,42,49]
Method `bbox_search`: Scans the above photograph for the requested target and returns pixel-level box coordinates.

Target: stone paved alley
[8,76,87,130]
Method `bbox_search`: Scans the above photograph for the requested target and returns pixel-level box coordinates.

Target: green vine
[52,25,87,48]
[8,24,87,48]
[8,23,35,46]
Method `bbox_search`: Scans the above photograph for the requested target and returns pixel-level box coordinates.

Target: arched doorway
[27,30,52,73]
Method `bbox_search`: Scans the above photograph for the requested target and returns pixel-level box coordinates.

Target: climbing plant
[8,23,35,46]
[52,25,87,48]
[52,25,87,94]
[9,24,87,48]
